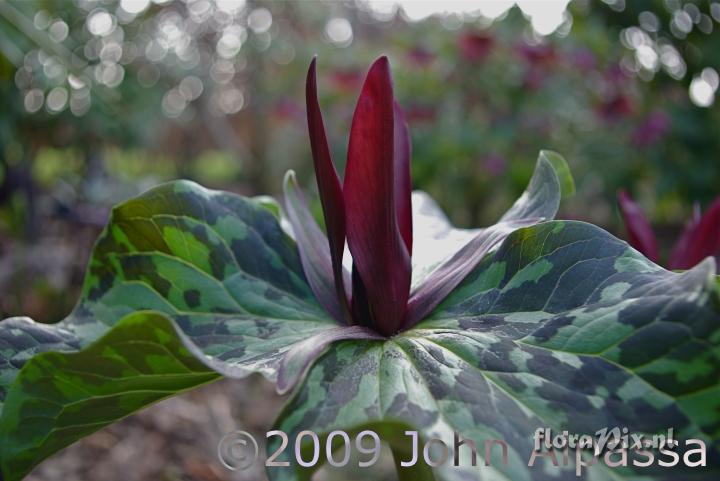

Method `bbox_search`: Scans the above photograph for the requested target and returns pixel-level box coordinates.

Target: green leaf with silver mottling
[0,312,219,478]
[271,221,720,481]
[0,180,336,480]
[2,152,717,481]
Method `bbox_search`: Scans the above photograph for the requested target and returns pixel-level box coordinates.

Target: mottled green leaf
[272,221,720,481]
[2,152,717,481]
[0,180,336,480]
[0,312,219,478]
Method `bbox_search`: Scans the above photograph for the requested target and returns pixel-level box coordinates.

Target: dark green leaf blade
[0,180,338,478]
[272,221,720,481]
[0,311,220,480]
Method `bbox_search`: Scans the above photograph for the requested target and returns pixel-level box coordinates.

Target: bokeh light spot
[87,9,116,36]
[248,8,272,33]
[24,89,44,113]
[46,87,69,112]
[324,18,353,47]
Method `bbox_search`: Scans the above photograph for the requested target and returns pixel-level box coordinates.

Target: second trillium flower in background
[617,189,720,270]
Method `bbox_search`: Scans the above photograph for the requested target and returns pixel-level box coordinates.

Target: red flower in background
[483,153,507,177]
[569,48,597,72]
[617,190,720,269]
[605,63,628,87]
[523,67,545,91]
[597,94,634,121]
[633,110,671,146]
[517,43,556,66]
[458,32,494,62]
[329,68,363,92]
[516,43,557,91]
[405,104,437,123]
[272,98,303,122]
[596,64,636,122]
[407,46,435,66]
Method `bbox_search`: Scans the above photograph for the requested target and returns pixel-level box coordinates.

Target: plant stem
[391,445,436,481]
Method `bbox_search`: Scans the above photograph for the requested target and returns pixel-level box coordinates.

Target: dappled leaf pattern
[0,181,336,480]
[272,222,720,481]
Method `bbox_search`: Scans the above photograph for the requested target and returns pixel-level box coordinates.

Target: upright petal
[394,102,413,254]
[669,197,720,270]
[617,189,659,262]
[306,57,350,321]
[351,265,373,329]
[345,56,411,335]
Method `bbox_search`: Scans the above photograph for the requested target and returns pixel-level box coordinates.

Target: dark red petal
[669,197,720,270]
[394,101,413,254]
[306,57,350,321]
[283,172,348,322]
[617,189,659,262]
[351,264,373,328]
[345,56,411,335]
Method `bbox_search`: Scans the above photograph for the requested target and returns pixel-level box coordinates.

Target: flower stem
[391,445,436,481]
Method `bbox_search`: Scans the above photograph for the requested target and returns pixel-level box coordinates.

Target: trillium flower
[517,43,556,65]
[632,110,671,147]
[284,57,568,337]
[597,93,633,121]
[458,32,494,63]
[617,189,720,269]
[8,56,720,481]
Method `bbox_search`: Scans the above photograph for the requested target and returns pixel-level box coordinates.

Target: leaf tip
[539,150,575,199]
[283,169,298,187]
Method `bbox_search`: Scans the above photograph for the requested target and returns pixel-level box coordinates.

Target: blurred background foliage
[1,0,719,322]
